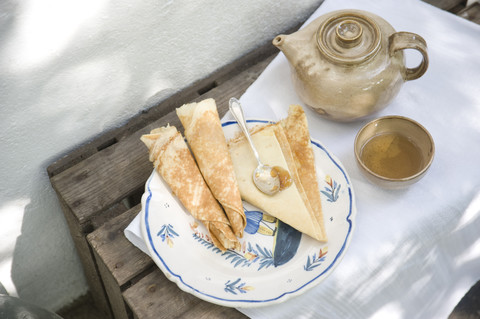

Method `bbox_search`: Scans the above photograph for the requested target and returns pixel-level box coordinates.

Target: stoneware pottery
[273,10,429,122]
[354,115,434,189]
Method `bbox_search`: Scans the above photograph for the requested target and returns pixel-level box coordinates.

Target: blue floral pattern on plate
[224,278,254,295]
[157,224,179,247]
[321,175,341,202]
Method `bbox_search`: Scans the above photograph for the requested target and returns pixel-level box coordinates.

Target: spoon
[228,97,280,196]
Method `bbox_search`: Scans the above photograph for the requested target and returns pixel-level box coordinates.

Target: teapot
[273,9,428,122]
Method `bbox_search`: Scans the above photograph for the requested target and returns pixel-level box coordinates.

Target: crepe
[228,119,327,242]
[176,99,246,238]
[141,125,239,251]
[281,105,327,241]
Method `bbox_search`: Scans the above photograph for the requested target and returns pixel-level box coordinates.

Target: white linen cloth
[126,0,480,317]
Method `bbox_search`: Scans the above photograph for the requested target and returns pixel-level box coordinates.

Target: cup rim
[354,115,435,183]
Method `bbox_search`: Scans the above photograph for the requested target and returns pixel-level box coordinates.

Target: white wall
[0,0,323,311]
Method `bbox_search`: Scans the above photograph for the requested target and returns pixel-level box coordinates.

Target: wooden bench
[48,2,480,318]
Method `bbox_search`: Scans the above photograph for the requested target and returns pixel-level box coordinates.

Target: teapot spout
[273,34,286,49]
[272,34,295,60]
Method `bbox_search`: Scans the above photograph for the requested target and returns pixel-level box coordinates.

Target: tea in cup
[354,116,434,189]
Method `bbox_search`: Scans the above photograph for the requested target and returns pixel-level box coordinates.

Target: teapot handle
[389,32,429,81]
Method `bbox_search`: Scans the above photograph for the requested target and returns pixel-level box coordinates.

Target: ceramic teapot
[273,9,428,122]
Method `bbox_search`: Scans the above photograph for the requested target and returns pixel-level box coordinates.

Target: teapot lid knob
[335,20,363,48]
[317,11,381,65]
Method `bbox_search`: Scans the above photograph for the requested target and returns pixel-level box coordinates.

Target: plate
[140,119,356,308]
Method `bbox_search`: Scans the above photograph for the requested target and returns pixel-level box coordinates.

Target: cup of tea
[354,115,435,189]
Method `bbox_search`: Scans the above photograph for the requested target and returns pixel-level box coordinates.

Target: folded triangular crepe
[281,105,327,241]
[141,125,239,251]
[176,99,246,238]
[228,111,327,242]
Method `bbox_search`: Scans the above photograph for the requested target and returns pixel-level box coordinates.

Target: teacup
[354,115,434,189]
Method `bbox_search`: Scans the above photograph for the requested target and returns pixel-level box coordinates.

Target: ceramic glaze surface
[273,9,428,121]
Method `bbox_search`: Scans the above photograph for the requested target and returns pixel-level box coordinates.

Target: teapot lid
[316,12,381,65]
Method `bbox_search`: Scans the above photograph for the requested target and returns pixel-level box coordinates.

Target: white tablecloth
[126,0,480,317]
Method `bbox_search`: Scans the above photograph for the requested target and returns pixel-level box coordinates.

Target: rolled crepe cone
[176,99,246,238]
[141,125,239,251]
[281,105,327,242]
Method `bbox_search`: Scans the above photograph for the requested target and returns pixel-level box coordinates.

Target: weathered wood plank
[458,2,480,24]
[181,300,248,319]
[50,139,151,225]
[87,204,149,317]
[123,268,246,318]
[87,205,153,288]
[422,0,466,12]
[449,280,480,318]
[91,202,133,230]
[123,268,201,318]
[57,199,113,318]
[92,247,130,319]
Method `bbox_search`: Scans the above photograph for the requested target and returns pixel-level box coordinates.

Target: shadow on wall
[11,175,88,311]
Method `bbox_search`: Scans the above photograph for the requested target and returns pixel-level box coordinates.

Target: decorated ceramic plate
[140,119,356,308]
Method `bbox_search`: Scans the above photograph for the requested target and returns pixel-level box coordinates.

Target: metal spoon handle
[228,98,262,165]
